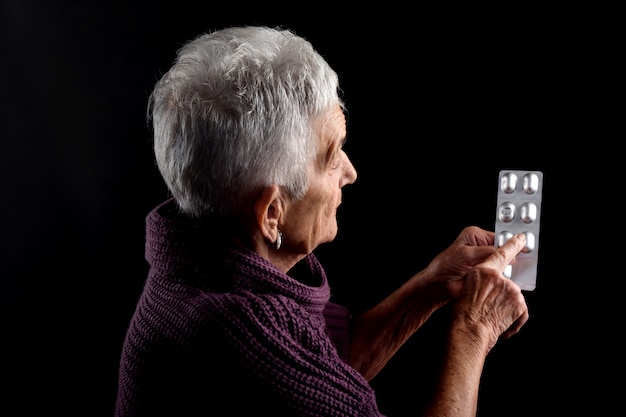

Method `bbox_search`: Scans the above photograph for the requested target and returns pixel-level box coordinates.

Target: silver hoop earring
[275,229,283,250]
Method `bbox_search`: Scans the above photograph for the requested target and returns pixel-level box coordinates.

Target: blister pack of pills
[494,170,543,291]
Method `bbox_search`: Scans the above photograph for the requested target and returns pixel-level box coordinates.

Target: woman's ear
[254,185,283,242]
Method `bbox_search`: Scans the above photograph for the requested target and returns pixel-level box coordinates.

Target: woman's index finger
[482,233,527,272]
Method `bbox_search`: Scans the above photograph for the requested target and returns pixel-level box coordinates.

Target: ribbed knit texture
[114,199,384,416]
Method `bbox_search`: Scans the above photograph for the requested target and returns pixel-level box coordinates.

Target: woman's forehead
[317,105,346,145]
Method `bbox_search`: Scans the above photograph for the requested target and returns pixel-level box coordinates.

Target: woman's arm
[347,229,529,417]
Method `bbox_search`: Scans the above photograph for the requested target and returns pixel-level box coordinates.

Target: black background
[2,1,616,416]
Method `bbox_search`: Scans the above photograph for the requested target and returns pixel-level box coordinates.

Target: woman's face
[282,104,357,254]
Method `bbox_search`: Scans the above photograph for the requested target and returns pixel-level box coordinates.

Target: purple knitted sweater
[114,199,383,416]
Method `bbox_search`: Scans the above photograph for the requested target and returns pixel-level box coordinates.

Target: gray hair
[149,26,343,218]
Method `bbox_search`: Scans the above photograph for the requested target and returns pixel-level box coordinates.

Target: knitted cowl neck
[145,198,331,313]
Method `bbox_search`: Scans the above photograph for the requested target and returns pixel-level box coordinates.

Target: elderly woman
[115,26,528,417]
